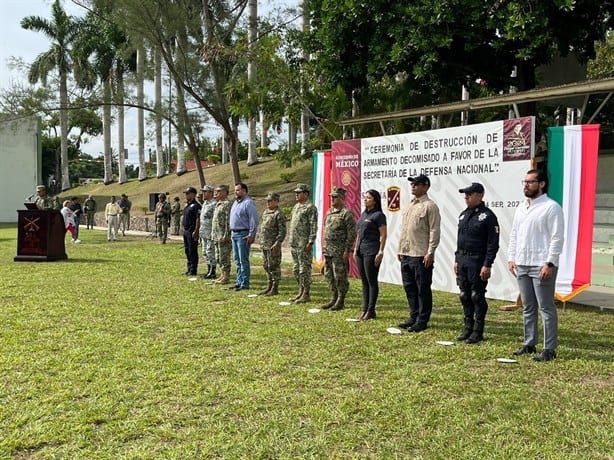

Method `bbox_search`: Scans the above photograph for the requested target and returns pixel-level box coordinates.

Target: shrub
[279,172,296,183]
[208,154,220,164]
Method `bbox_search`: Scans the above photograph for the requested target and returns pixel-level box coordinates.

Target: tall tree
[21,0,82,190]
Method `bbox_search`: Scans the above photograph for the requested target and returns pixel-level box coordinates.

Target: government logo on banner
[386,186,401,212]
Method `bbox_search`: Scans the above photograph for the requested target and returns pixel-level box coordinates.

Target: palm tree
[21,0,80,191]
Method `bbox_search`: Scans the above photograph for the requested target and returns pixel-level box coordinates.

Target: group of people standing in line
[174,168,564,363]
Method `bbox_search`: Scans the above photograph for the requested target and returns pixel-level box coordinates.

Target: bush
[279,172,296,183]
[274,143,303,168]
[256,147,272,157]
[281,206,293,219]
[208,154,220,164]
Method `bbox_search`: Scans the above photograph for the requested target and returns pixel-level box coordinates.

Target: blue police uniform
[455,201,499,341]
[183,199,202,275]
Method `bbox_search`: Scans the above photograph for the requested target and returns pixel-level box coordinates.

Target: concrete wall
[0,116,41,222]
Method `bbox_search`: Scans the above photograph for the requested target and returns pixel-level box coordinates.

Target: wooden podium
[14,209,67,262]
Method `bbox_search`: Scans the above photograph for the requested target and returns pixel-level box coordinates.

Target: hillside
[59,157,313,215]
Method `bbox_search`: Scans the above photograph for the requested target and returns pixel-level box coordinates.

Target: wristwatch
[546,262,555,268]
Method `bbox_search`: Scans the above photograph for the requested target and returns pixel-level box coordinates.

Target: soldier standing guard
[454,183,500,343]
[288,183,318,303]
[154,193,172,244]
[258,192,287,296]
[321,187,356,311]
[211,185,232,284]
[84,195,97,229]
[171,196,181,235]
[199,185,217,279]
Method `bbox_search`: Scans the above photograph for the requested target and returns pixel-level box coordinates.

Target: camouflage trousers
[119,213,130,233]
[86,211,96,229]
[215,240,232,273]
[172,216,181,235]
[156,219,169,242]
[291,246,312,288]
[201,237,216,266]
[262,248,282,282]
[323,254,349,295]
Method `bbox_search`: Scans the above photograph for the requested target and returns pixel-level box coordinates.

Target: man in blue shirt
[229,182,259,290]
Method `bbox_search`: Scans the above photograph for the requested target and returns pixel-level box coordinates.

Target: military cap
[36,185,46,191]
[121,193,128,197]
[184,186,197,194]
[202,185,214,192]
[294,183,310,193]
[214,184,229,192]
[408,174,431,186]
[329,187,347,198]
[459,182,485,194]
[266,192,281,201]
[158,193,166,199]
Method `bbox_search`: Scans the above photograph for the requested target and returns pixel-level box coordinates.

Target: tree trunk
[174,77,187,175]
[155,48,164,177]
[137,45,147,180]
[59,68,70,190]
[246,0,258,166]
[117,67,127,184]
[300,2,310,158]
[103,76,113,184]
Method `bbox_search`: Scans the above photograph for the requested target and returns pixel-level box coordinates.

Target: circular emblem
[341,170,352,187]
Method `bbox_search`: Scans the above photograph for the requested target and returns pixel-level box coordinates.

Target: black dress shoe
[533,349,556,362]
[397,320,415,329]
[513,345,537,356]
[408,324,427,333]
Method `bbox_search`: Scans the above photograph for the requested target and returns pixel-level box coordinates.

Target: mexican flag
[547,124,600,301]
[312,151,331,269]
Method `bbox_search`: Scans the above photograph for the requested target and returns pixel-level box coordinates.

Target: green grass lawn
[0,225,612,459]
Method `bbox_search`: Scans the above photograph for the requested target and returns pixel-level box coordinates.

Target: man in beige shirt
[397,174,441,332]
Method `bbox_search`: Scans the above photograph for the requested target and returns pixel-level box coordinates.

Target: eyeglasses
[521,180,539,185]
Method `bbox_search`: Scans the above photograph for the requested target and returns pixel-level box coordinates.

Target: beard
[524,188,539,198]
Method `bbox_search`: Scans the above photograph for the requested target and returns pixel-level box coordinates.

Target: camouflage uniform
[154,195,172,243]
[199,189,217,277]
[259,192,287,295]
[322,187,356,310]
[288,186,318,296]
[171,198,181,235]
[84,196,97,229]
[35,195,53,210]
[211,195,232,281]
[117,195,131,235]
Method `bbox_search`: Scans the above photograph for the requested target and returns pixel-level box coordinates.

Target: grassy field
[0,225,612,459]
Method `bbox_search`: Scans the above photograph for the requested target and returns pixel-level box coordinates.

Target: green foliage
[256,146,271,157]
[274,142,304,169]
[0,226,612,457]
[279,172,296,183]
[207,154,220,164]
[280,206,293,219]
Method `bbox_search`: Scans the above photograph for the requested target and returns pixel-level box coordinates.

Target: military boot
[206,266,217,279]
[216,270,230,285]
[361,306,376,320]
[264,281,279,296]
[201,265,212,279]
[320,290,338,309]
[295,287,311,303]
[329,291,346,311]
[293,287,304,301]
[456,318,474,341]
[260,281,273,295]
[466,320,484,344]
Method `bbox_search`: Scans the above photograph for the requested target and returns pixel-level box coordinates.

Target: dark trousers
[400,256,433,326]
[183,229,199,274]
[355,252,380,308]
[456,255,488,322]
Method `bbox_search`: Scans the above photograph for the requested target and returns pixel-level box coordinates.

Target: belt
[231,228,248,232]
[108,214,118,216]
[457,250,484,256]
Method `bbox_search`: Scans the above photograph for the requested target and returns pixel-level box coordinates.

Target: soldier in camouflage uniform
[83,195,97,229]
[171,197,181,235]
[258,192,287,296]
[34,185,53,210]
[288,183,318,303]
[154,193,172,244]
[199,185,217,279]
[211,185,232,284]
[321,187,357,311]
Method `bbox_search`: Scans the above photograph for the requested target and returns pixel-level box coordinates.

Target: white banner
[360,118,534,301]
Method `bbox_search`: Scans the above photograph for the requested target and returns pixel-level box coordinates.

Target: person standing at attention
[69,196,83,241]
[321,187,356,311]
[105,196,122,241]
[211,185,232,285]
[354,189,387,320]
[154,193,172,244]
[288,183,318,304]
[117,193,131,236]
[258,192,287,296]
[397,174,441,332]
[171,196,182,235]
[199,185,217,279]
[454,183,499,343]
[83,194,97,229]
[509,169,564,362]
[229,182,259,291]
[182,187,201,275]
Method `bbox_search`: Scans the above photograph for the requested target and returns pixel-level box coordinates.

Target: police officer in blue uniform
[182,187,202,275]
[454,183,500,343]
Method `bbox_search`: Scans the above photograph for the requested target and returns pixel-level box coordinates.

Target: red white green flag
[547,124,600,301]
